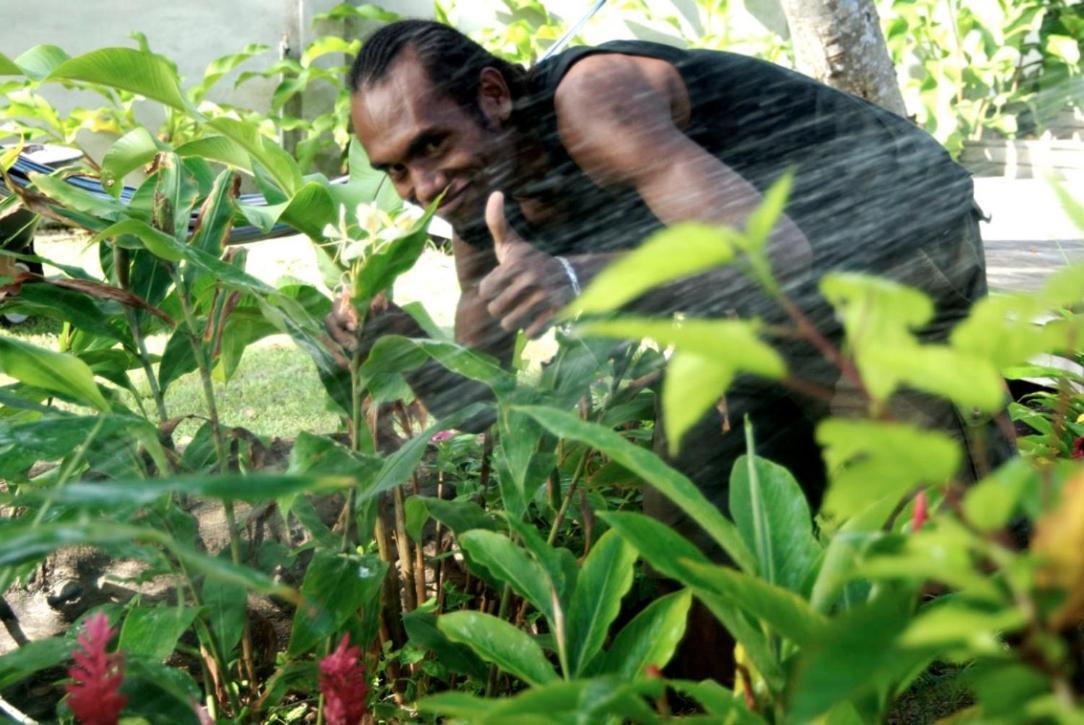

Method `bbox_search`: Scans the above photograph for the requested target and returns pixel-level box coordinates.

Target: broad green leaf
[669,679,765,724]
[190,169,237,256]
[660,351,733,454]
[897,601,1026,650]
[100,128,160,197]
[817,419,960,520]
[120,658,203,725]
[567,529,638,676]
[678,559,826,647]
[201,577,246,658]
[962,458,1037,532]
[808,497,897,613]
[0,52,21,75]
[481,678,659,723]
[0,521,294,599]
[438,610,558,686]
[315,3,401,22]
[14,45,70,80]
[564,223,738,317]
[458,530,555,623]
[578,318,784,377]
[119,606,198,660]
[22,472,355,507]
[594,589,692,678]
[950,293,1054,369]
[403,607,489,680]
[278,181,337,240]
[288,550,387,656]
[363,336,513,392]
[7,284,136,348]
[91,218,184,262]
[417,691,495,720]
[408,496,495,536]
[729,421,820,593]
[743,170,792,252]
[0,336,109,410]
[176,136,254,174]
[598,511,783,689]
[155,152,200,241]
[354,221,435,306]
[505,517,579,608]
[859,343,1006,413]
[820,272,933,347]
[0,415,151,479]
[518,406,756,573]
[286,431,382,478]
[0,636,69,688]
[157,324,198,394]
[788,589,916,721]
[191,43,270,102]
[300,36,360,67]
[48,47,188,110]
[30,172,126,224]
[207,116,302,195]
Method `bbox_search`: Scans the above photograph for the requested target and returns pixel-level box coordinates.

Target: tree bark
[778,0,908,116]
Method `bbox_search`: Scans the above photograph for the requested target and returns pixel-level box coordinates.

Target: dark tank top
[501,40,975,289]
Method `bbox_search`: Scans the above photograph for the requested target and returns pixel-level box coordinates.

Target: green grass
[1,317,341,442]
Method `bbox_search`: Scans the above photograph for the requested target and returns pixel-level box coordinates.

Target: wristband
[555,256,582,296]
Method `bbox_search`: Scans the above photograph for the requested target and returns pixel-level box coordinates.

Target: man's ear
[478,67,514,126]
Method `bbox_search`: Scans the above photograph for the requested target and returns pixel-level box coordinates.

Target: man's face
[352,51,511,236]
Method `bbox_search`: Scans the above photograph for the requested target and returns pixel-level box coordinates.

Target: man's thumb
[486,191,511,263]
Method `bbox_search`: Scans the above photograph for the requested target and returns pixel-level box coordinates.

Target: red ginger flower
[320,634,368,725]
[912,489,929,532]
[1072,436,1083,459]
[66,612,126,725]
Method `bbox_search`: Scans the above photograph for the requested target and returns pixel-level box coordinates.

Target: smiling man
[334,16,1012,682]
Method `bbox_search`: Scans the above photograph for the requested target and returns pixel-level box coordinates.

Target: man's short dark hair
[349,19,526,112]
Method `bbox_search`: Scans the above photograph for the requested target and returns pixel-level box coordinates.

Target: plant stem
[547,451,589,546]
[485,585,514,696]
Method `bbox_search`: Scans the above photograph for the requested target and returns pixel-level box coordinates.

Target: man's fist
[324,291,421,362]
[478,191,576,339]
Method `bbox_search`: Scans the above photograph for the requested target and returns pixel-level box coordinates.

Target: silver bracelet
[555,255,581,296]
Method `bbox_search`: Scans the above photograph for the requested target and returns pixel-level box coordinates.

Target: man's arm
[554,52,812,285]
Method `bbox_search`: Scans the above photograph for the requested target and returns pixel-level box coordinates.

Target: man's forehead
[353,52,458,160]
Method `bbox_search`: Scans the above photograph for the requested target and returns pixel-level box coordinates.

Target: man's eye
[423,139,444,156]
[387,166,406,181]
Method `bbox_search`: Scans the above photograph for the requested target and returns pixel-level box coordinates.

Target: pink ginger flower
[320,634,368,725]
[430,430,455,443]
[66,612,126,725]
[912,489,929,532]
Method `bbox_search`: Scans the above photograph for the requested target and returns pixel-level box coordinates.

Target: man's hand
[325,291,421,363]
[477,191,576,339]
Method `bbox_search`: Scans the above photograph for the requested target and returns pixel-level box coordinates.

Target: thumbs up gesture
[478,191,576,339]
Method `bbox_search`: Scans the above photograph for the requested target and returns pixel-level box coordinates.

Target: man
[331,16,1013,681]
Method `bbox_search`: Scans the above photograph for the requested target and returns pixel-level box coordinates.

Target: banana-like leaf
[47,47,189,110]
[13,45,70,80]
[438,610,558,687]
[0,336,109,411]
[100,128,161,197]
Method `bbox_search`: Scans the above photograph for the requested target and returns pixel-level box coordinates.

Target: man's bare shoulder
[553,52,688,125]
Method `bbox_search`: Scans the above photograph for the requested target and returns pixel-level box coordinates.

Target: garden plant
[1,3,1084,724]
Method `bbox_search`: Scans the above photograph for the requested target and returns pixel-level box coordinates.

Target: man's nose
[412,168,448,206]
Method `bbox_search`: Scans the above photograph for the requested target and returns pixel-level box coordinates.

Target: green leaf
[817,419,961,520]
[669,679,765,724]
[30,171,126,224]
[48,47,189,110]
[743,170,792,251]
[729,421,820,593]
[820,271,932,345]
[22,472,356,507]
[962,458,1037,533]
[286,431,382,478]
[0,51,22,76]
[580,317,784,452]
[594,589,692,678]
[458,530,555,623]
[354,221,434,306]
[678,559,826,647]
[564,223,738,317]
[403,606,489,680]
[0,336,109,410]
[408,496,496,536]
[300,36,361,68]
[101,128,161,197]
[788,589,915,721]
[897,601,1026,650]
[566,529,638,676]
[0,415,153,479]
[119,605,198,660]
[518,406,756,573]
[157,324,198,394]
[437,610,559,686]
[278,181,337,240]
[288,551,387,656]
[598,511,784,689]
[176,136,254,174]
[13,45,70,80]
[120,658,202,725]
[660,351,733,454]
[91,218,184,262]
[207,116,302,195]
[0,636,69,688]
[417,691,495,720]
[201,577,247,658]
